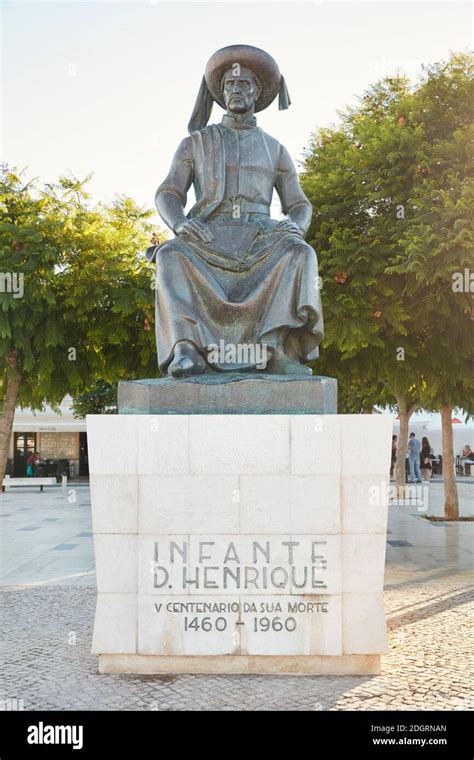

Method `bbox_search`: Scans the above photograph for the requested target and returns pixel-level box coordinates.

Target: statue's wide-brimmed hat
[205,44,284,112]
[188,44,291,133]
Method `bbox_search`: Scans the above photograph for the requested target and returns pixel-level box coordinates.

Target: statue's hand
[175,219,214,243]
[275,220,305,237]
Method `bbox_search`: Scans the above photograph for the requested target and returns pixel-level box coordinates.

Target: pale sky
[2,0,472,221]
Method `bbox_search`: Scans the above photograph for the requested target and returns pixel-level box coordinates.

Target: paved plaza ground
[1,480,473,711]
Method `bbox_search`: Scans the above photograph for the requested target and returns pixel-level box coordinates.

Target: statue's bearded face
[222,67,259,114]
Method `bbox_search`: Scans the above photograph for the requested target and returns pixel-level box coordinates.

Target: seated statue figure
[148,44,324,378]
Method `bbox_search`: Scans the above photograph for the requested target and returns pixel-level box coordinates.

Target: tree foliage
[0,169,160,481]
[71,380,117,418]
[0,169,159,410]
[302,54,474,420]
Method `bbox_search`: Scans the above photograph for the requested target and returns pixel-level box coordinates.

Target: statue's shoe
[168,342,207,378]
[267,350,313,376]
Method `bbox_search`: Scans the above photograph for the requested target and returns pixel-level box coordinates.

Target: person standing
[421,436,433,482]
[390,435,398,478]
[26,453,35,478]
[408,432,422,483]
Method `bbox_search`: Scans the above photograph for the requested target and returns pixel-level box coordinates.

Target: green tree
[71,380,117,417]
[388,54,474,517]
[302,53,474,515]
[0,169,159,482]
[303,70,424,488]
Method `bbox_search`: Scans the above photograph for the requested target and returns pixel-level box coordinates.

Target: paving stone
[1,482,473,710]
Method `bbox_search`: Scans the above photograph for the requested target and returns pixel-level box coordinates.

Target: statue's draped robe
[153,117,323,373]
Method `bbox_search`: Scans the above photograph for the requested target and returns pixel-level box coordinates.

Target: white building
[7,396,88,478]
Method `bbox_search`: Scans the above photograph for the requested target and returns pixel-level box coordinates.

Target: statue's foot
[168,341,207,378]
[267,349,313,376]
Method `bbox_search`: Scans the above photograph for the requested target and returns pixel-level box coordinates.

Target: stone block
[342,534,387,593]
[343,593,389,654]
[238,475,341,534]
[94,534,137,593]
[341,414,392,474]
[342,474,389,534]
[90,474,138,534]
[87,415,138,475]
[89,412,392,672]
[118,374,337,415]
[137,415,189,474]
[139,475,240,534]
[290,416,341,475]
[91,594,137,654]
[189,415,290,475]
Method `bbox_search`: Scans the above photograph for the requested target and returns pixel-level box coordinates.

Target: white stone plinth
[87,414,392,675]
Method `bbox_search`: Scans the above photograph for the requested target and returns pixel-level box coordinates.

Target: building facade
[7,397,88,478]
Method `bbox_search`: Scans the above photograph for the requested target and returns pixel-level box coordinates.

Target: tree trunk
[0,352,22,486]
[441,404,459,520]
[395,395,417,498]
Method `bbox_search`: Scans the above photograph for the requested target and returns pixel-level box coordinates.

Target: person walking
[407,432,422,483]
[421,436,433,482]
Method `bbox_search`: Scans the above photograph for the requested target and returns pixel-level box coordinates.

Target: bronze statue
[148,45,323,378]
